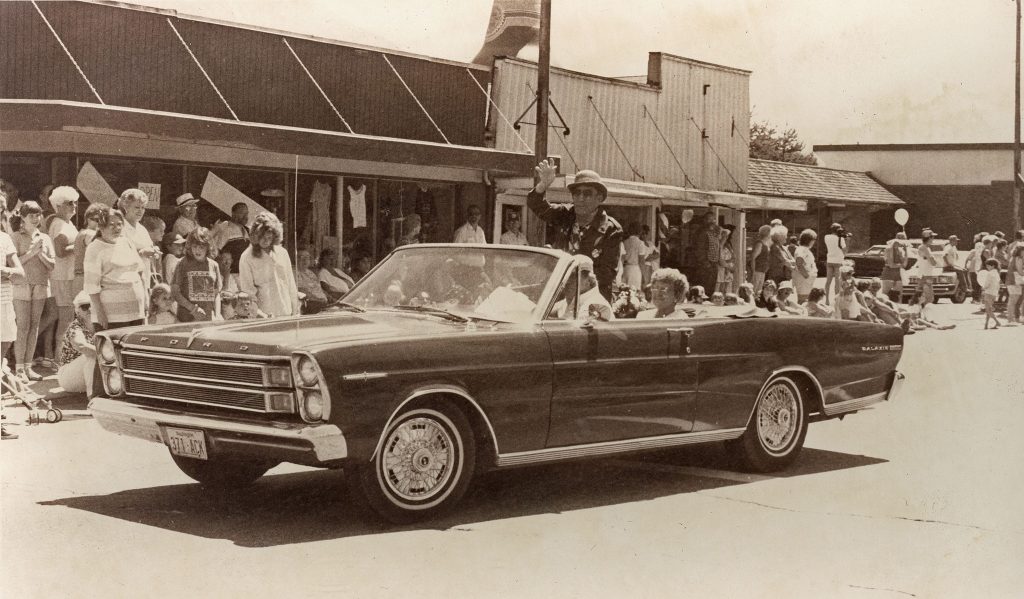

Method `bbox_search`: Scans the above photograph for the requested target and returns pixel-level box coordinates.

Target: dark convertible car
[89,244,905,522]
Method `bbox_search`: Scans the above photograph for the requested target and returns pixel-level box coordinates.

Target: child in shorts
[978,258,1003,330]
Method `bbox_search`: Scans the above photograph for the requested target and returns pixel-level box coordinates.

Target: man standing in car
[529,160,623,301]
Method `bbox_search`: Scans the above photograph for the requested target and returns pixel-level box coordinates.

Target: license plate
[166,427,208,460]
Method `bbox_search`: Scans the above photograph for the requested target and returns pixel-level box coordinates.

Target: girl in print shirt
[170,227,222,322]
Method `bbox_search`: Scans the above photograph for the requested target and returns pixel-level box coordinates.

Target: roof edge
[750,157,878,175]
[814,142,1017,152]
[85,0,491,72]
[651,52,752,75]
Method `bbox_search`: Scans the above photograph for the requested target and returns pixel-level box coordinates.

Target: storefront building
[484,54,794,288]
[1,1,534,269]
[747,159,905,258]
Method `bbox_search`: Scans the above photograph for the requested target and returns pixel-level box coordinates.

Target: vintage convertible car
[89,244,905,522]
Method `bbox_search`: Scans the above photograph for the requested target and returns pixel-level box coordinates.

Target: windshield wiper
[389,305,469,323]
[330,300,366,313]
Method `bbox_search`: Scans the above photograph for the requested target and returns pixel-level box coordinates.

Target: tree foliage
[749,121,818,165]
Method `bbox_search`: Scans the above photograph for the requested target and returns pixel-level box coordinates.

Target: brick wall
[884,183,1016,241]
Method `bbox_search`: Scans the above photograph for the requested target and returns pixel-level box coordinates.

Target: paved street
[2,302,1022,599]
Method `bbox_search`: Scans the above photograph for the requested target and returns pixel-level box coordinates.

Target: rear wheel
[728,376,807,472]
[170,454,275,489]
[350,401,475,523]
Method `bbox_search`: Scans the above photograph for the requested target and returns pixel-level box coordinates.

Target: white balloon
[894,208,909,226]
[681,209,694,224]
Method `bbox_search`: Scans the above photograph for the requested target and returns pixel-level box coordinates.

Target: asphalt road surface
[2,302,1022,599]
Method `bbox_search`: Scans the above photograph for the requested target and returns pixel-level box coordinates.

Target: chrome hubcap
[381,417,455,502]
[757,383,799,453]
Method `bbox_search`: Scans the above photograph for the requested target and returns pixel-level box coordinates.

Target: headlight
[297,356,319,386]
[303,391,324,421]
[99,338,117,364]
[105,368,123,395]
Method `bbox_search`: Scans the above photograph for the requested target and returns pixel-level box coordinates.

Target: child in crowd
[737,282,755,305]
[907,291,956,330]
[803,288,833,318]
[233,291,255,319]
[162,233,185,283]
[710,291,725,306]
[217,251,239,294]
[978,258,1003,330]
[219,291,237,320]
[148,283,177,325]
[775,281,805,315]
[723,293,739,306]
[687,285,709,304]
[756,279,779,312]
[170,227,222,322]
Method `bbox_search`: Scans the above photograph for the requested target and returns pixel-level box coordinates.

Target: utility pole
[535,0,552,166]
[1015,0,1022,231]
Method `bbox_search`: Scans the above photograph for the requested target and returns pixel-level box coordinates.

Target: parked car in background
[846,239,967,303]
[89,244,906,523]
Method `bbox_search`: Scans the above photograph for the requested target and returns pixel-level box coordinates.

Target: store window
[186,165,287,237]
[79,158,185,223]
[0,155,52,214]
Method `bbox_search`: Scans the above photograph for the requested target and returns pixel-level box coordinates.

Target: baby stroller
[1,359,63,424]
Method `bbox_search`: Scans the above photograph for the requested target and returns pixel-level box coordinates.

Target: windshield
[344,246,561,323]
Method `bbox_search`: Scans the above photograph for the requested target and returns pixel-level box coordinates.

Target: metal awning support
[382,53,451,144]
[588,95,643,181]
[166,18,239,121]
[521,83,578,172]
[464,68,531,153]
[283,38,354,134]
[643,104,695,188]
[31,1,104,105]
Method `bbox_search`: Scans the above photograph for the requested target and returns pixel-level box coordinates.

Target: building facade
[1,0,534,268]
[815,143,1019,242]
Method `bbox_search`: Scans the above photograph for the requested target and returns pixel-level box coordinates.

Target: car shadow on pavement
[40,445,885,547]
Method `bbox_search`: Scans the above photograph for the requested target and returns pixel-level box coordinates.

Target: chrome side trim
[822,392,888,417]
[88,397,348,461]
[742,367,825,429]
[371,386,501,461]
[342,372,389,381]
[496,428,746,467]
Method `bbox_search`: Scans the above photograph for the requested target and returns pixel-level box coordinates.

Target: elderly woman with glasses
[117,188,160,293]
[83,203,148,330]
[55,290,97,396]
[636,268,689,319]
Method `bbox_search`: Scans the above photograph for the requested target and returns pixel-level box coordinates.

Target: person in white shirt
[823,222,848,303]
[499,211,528,246]
[453,205,487,244]
[915,228,941,305]
[620,222,649,289]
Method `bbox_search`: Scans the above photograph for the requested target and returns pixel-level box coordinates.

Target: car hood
[115,310,475,355]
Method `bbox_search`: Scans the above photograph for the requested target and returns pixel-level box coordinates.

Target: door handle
[667,327,694,355]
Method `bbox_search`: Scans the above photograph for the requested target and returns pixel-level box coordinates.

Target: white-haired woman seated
[238,212,299,318]
[637,268,689,319]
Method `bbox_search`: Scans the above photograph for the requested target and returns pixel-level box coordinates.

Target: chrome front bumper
[88,397,348,462]
[886,371,905,402]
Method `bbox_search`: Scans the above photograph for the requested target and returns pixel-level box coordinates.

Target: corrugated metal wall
[492,55,749,192]
[0,1,490,146]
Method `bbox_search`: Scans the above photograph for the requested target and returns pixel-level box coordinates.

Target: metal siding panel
[1,2,97,103]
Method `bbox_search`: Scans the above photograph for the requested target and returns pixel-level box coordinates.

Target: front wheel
[951,282,968,304]
[728,376,808,472]
[170,453,275,489]
[350,401,476,523]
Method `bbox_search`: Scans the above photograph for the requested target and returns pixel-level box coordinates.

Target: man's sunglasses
[78,303,91,311]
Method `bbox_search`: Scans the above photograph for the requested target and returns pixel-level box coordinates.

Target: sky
[140,0,1021,149]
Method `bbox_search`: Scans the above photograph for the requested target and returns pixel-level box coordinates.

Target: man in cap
[881,231,909,301]
[172,193,199,238]
[530,160,623,301]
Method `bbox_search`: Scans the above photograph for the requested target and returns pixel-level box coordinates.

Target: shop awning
[493,174,789,211]
[748,158,904,207]
[1,100,536,183]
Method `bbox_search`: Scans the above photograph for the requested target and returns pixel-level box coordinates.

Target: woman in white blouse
[238,212,299,318]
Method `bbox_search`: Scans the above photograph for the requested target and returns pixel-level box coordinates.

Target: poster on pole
[75,161,117,205]
[200,171,267,225]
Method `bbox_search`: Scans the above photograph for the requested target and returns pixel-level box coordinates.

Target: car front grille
[120,349,288,413]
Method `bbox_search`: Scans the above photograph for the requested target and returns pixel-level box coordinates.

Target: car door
[539,268,698,447]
